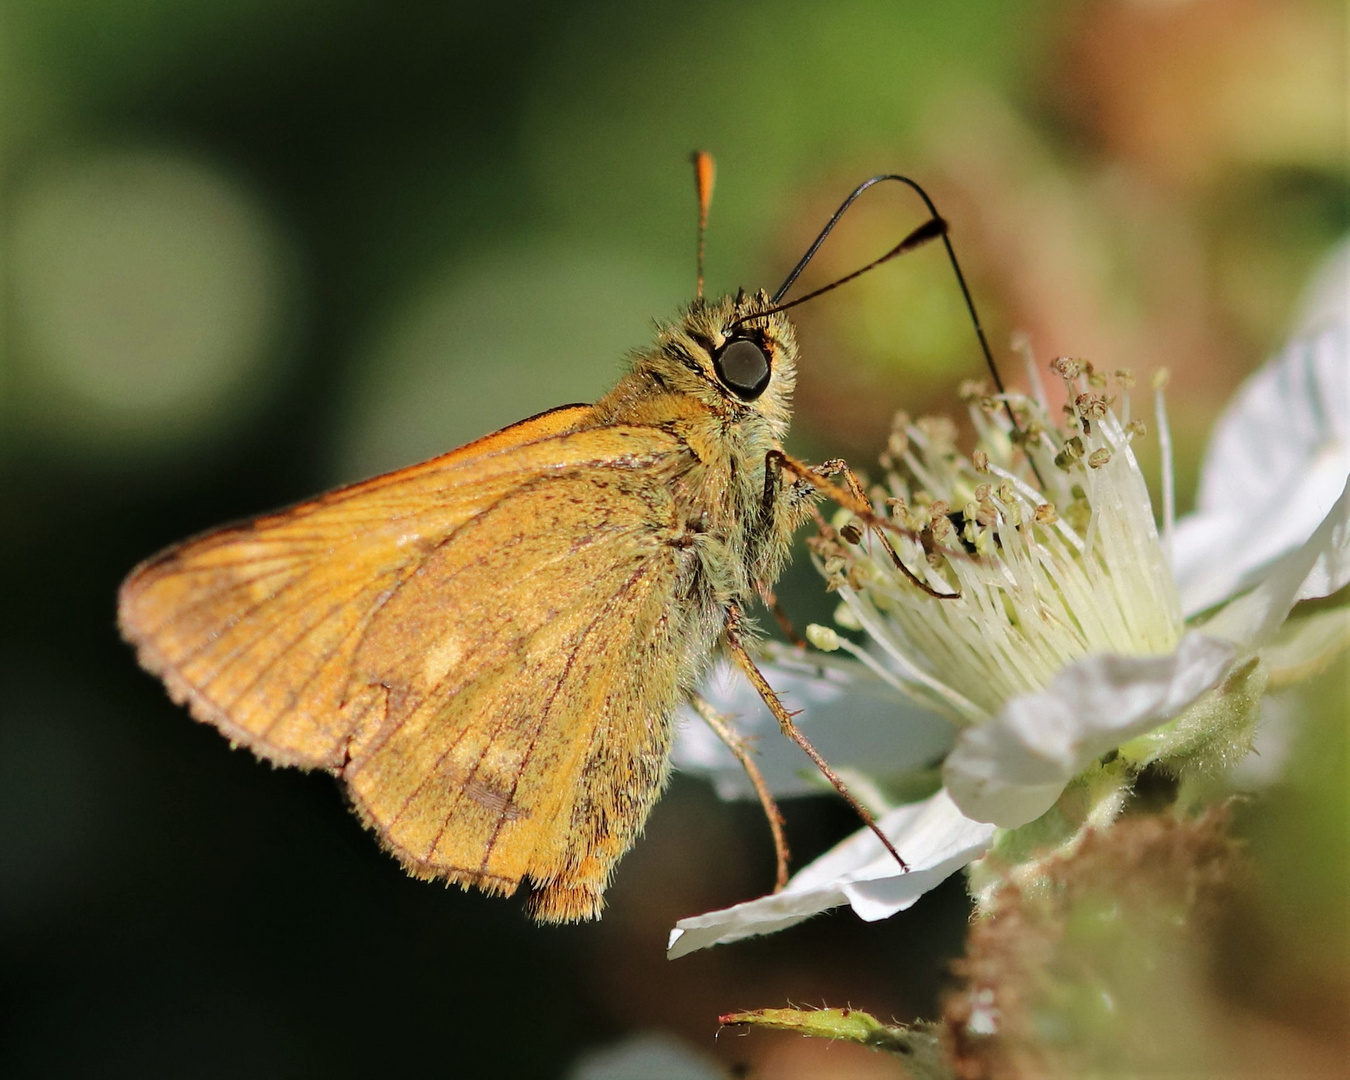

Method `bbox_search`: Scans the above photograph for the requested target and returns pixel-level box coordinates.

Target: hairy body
[119,293,816,921]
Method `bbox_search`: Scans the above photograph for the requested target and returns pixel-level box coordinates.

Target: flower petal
[666,790,994,958]
[673,650,955,801]
[942,634,1237,828]
[564,1034,724,1080]
[1293,234,1349,336]
[1172,327,1350,617]
[1204,477,1350,649]
[1295,475,1350,602]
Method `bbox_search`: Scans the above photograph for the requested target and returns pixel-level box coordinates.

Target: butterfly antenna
[736,174,1042,484]
[691,150,716,300]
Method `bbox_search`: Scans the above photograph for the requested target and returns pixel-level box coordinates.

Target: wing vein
[472,560,657,873]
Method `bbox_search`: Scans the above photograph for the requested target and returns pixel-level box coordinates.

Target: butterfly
[118,156,956,921]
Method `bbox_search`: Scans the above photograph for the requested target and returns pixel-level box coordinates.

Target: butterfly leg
[722,602,909,872]
[689,693,790,891]
[756,583,806,648]
[810,458,912,570]
[754,451,842,649]
[766,450,961,601]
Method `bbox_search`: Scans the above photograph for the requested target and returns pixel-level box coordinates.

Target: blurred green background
[1,1,1345,1077]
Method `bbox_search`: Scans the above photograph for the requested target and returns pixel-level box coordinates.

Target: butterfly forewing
[120,405,594,765]
[119,405,704,917]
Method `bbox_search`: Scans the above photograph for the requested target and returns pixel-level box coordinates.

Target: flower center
[812,361,1184,724]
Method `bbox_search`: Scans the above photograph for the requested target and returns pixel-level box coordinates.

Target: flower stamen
[817,361,1184,725]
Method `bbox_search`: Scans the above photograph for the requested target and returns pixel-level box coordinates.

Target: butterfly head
[639,291,799,442]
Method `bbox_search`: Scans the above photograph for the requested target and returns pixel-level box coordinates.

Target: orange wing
[119,404,705,920]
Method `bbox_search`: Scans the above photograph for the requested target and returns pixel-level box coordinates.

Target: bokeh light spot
[8,147,295,457]
[337,245,679,480]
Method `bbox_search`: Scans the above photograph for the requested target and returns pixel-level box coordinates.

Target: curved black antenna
[738,174,1042,484]
[770,174,903,304]
[740,215,947,319]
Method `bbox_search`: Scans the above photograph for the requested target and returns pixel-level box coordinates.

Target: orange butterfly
[119,156,946,920]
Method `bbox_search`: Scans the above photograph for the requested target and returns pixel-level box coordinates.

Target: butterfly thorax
[589,295,811,609]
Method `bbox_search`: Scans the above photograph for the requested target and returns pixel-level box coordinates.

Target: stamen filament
[825,365,1184,724]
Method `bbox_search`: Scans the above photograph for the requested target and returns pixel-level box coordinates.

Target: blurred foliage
[936,653,1350,1080]
[0,0,1344,1076]
[944,810,1244,1079]
[1226,650,1350,1040]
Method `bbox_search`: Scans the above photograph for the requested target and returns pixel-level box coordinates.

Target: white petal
[1172,328,1350,617]
[1227,694,1299,791]
[1204,478,1350,649]
[1296,476,1350,602]
[666,790,994,958]
[564,1034,724,1080]
[942,634,1237,828]
[1293,234,1350,337]
[672,651,955,801]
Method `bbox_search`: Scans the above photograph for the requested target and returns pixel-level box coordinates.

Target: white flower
[671,648,956,802]
[1169,330,1349,617]
[668,320,1350,959]
[563,1034,723,1080]
[668,791,992,959]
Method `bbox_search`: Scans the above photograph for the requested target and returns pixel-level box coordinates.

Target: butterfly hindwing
[345,468,698,919]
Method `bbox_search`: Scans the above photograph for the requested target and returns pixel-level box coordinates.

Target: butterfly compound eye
[712,338,771,401]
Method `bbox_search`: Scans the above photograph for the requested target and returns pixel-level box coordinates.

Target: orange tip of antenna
[691,151,716,299]
[691,150,716,219]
